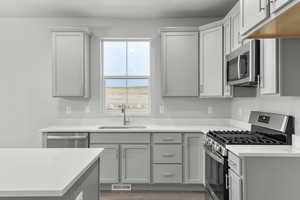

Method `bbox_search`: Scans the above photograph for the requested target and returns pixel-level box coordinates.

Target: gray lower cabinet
[183,134,205,184]
[153,144,182,164]
[228,152,243,200]
[229,169,243,200]
[90,143,150,184]
[90,132,204,185]
[90,144,119,183]
[121,144,150,183]
[153,164,182,183]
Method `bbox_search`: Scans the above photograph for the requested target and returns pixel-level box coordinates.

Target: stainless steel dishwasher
[43,133,89,148]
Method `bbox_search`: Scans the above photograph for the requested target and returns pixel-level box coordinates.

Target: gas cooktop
[207,130,284,145]
[205,111,294,157]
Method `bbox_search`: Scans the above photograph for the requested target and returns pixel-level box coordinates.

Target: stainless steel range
[204,111,294,200]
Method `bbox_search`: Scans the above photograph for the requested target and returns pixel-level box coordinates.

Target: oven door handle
[237,55,241,79]
[205,148,224,164]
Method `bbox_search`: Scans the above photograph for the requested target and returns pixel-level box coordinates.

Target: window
[102,40,150,113]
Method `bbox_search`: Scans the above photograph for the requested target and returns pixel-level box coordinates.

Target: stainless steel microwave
[226,40,260,86]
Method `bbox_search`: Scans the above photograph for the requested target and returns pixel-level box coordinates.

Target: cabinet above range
[240,0,300,39]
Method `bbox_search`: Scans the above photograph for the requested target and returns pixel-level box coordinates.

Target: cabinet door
[184,134,204,184]
[121,144,150,183]
[260,39,278,95]
[223,19,232,97]
[270,0,291,13]
[161,32,199,97]
[52,32,85,97]
[229,169,243,200]
[241,0,269,35]
[90,144,119,183]
[231,10,241,51]
[200,26,223,97]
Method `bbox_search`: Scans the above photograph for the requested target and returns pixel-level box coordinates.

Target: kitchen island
[0,148,103,200]
[226,145,300,200]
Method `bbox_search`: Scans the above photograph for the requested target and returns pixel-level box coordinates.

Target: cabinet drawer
[90,133,150,144]
[153,145,182,164]
[153,164,182,183]
[228,151,242,176]
[153,133,182,144]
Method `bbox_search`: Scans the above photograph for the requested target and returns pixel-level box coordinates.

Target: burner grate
[207,130,284,145]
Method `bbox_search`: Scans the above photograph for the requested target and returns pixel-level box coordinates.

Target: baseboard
[100,184,205,192]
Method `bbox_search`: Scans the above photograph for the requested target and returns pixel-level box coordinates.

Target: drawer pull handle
[162,153,174,157]
[162,138,174,141]
[163,173,174,177]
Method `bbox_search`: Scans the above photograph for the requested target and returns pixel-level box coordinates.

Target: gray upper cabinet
[184,134,204,184]
[90,144,119,183]
[223,18,232,97]
[161,31,199,97]
[259,38,300,96]
[199,24,223,97]
[259,39,278,95]
[240,0,270,36]
[270,0,291,13]
[121,144,150,183]
[52,28,90,98]
[231,4,241,51]
[224,18,232,56]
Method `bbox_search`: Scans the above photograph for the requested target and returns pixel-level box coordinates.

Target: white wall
[231,96,300,135]
[0,17,231,147]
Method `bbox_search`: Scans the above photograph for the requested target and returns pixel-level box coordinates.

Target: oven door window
[205,150,228,200]
[239,52,249,79]
[227,57,239,82]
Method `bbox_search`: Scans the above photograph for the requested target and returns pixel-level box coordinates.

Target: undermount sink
[97,125,147,129]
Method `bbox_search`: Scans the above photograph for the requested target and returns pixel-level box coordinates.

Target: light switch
[66,105,72,114]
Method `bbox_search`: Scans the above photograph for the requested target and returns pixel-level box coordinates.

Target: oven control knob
[213,143,219,151]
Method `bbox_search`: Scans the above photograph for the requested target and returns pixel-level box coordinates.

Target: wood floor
[101,191,208,200]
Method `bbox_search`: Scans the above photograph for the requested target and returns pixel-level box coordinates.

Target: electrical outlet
[238,108,243,117]
[85,106,90,113]
[208,106,213,114]
[66,105,72,114]
[75,191,83,200]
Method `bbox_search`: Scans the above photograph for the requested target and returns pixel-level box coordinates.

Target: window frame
[100,38,152,114]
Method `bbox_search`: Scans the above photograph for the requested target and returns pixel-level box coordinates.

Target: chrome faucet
[120,104,130,126]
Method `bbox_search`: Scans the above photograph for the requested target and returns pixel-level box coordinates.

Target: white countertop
[40,125,243,133]
[227,145,300,157]
[0,148,103,197]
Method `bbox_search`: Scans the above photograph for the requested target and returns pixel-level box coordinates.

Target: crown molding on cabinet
[159,26,200,33]
[49,26,92,35]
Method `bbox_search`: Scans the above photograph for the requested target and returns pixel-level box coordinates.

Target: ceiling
[0,0,238,18]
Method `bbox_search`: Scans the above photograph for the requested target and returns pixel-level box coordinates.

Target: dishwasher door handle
[46,135,88,140]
